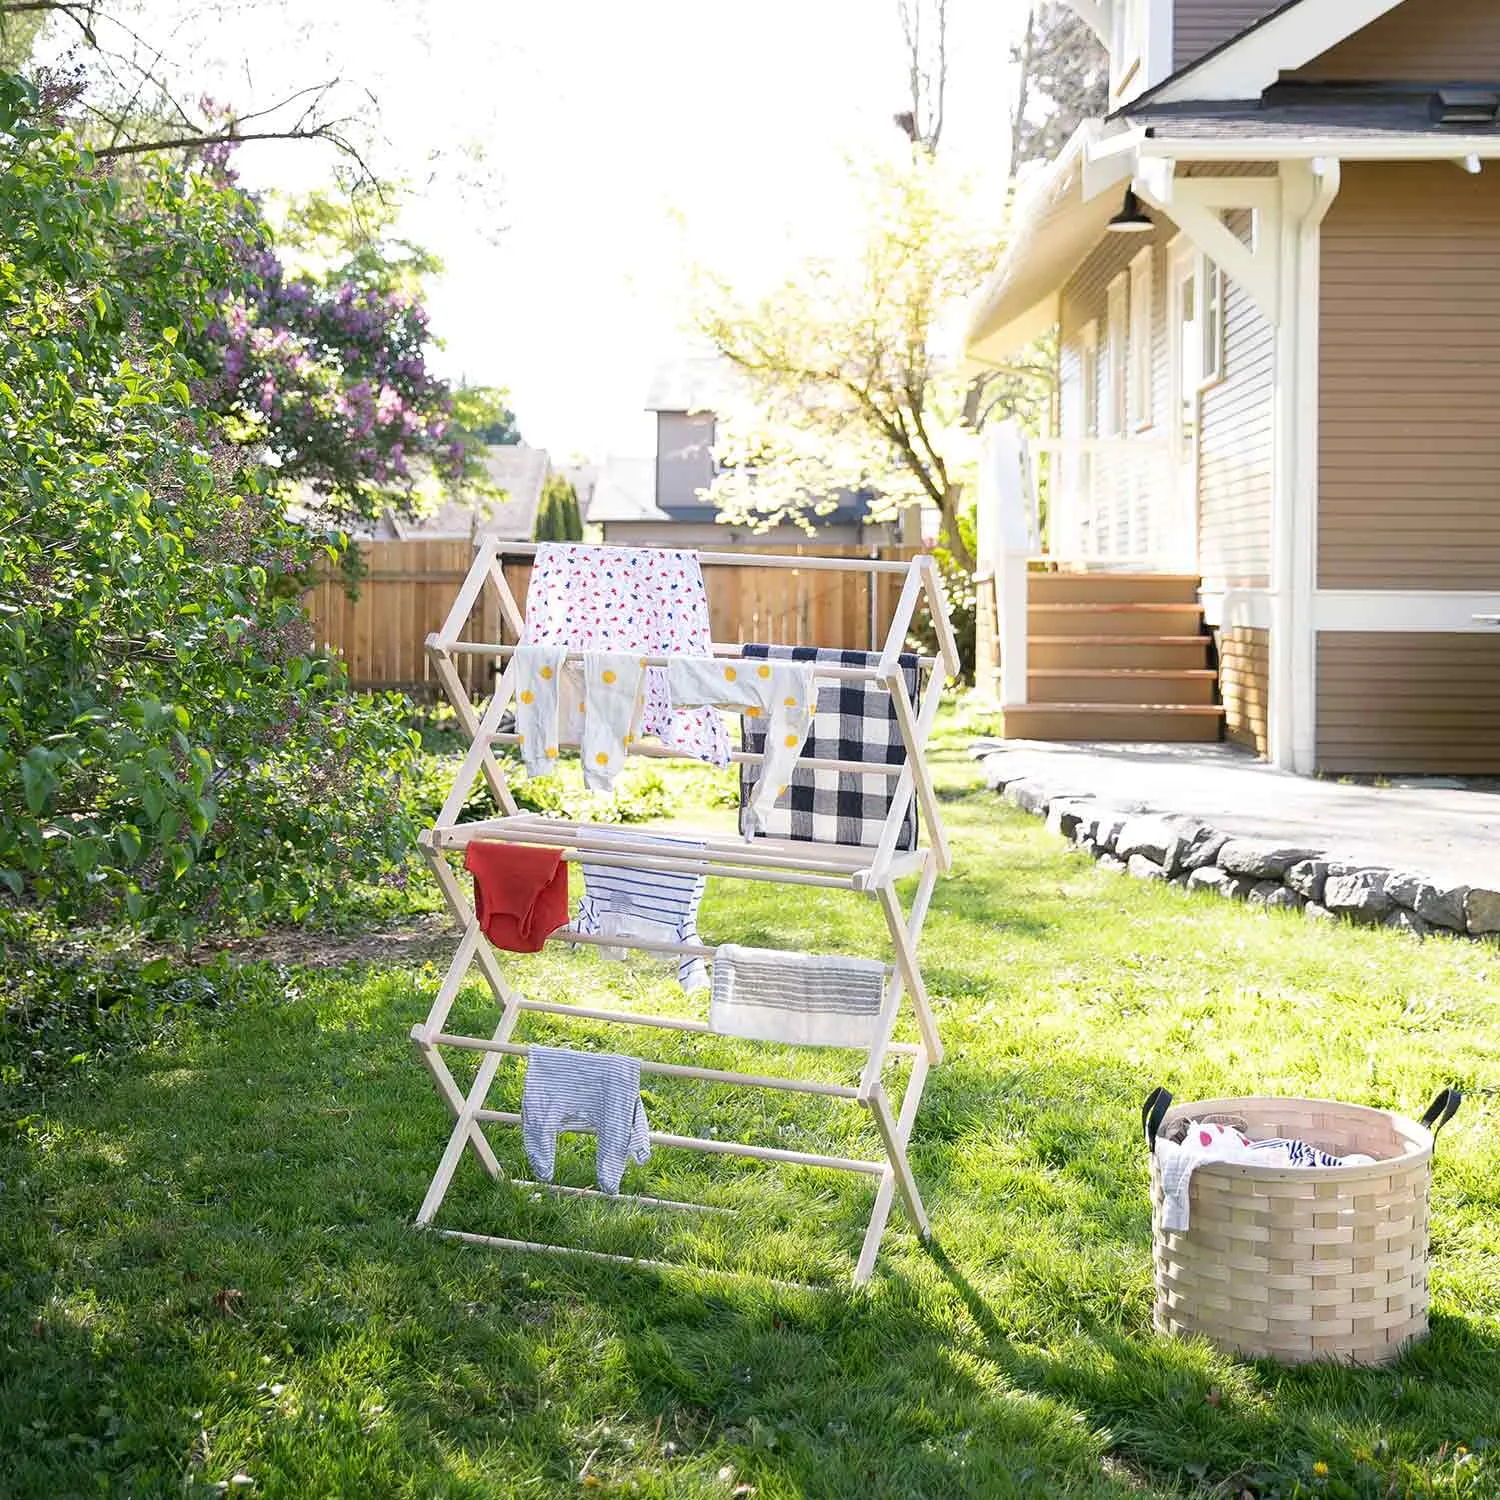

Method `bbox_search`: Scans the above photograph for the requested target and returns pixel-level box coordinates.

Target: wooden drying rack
[410,539,959,1286]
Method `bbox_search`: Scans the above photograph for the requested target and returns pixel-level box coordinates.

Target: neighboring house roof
[585,456,669,524]
[560,462,599,514]
[367,443,550,541]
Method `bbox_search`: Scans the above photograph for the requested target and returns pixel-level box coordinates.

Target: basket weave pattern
[1150,1097,1433,1366]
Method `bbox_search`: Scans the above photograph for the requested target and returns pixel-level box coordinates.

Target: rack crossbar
[435,1033,862,1099]
[487,732,906,781]
[493,541,916,575]
[433,1229,827,1294]
[473,1109,886,1174]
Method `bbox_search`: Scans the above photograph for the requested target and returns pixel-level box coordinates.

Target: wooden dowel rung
[504,1178,735,1214]
[491,542,920,575]
[433,1229,826,1293]
[473,1109,885,1174]
[434,1034,862,1099]
[516,996,715,1034]
[487,733,904,780]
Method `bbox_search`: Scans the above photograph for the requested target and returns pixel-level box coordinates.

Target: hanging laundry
[464,841,569,953]
[521,544,729,766]
[521,1045,652,1194]
[739,644,922,850]
[665,657,816,833]
[575,835,710,992]
[1156,1120,1377,1232]
[513,644,573,779]
[709,944,887,1048]
[580,652,647,791]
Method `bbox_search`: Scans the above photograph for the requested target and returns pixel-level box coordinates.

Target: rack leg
[854,1051,932,1285]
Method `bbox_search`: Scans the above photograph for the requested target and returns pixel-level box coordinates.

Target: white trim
[1105,272,1129,437]
[1128,246,1154,432]
[1315,592,1500,633]
[1151,0,1408,105]
[1201,588,1273,632]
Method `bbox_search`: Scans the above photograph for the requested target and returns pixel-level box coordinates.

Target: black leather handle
[1142,1086,1172,1152]
[1419,1087,1462,1144]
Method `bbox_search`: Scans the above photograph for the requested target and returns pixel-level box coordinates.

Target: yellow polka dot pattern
[595,752,609,766]
[602,669,616,684]
[757,665,770,678]
[723,666,737,682]
[539,666,553,681]
[520,690,534,705]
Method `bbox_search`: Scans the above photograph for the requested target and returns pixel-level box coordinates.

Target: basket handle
[1142,1086,1172,1152]
[1419,1087,1462,1143]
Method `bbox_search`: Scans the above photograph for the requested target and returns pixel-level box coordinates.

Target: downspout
[1270,157,1341,773]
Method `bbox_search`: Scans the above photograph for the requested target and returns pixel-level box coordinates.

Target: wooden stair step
[1025,636,1213,671]
[1028,668,1218,706]
[1001,701,1225,744]
[1027,571,1203,605]
[1027,603,1205,638]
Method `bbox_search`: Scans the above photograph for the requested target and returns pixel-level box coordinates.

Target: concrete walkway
[972,740,1500,893]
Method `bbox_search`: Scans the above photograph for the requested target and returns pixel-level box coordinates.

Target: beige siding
[1220,626,1269,754]
[1318,163,1500,589]
[1292,0,1500,82]
[1173,1,1283,71]
[1197,211,1273,591]
[1316,633,1500,773]
[1058,224,1174,556]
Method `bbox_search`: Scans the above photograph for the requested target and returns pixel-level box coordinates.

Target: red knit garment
[463,841,569,953]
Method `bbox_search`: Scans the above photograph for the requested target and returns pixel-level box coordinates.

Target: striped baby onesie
[521,1045,652,1195]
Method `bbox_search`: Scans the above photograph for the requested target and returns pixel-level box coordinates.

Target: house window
[1104,274,1128,437]
[1198,254,1225,387]
[1129,248,1153,431]
[1080,320,1100,438]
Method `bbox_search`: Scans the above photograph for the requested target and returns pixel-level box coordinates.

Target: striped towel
[574,835,709,992]
[521,1045,652,1195]
[709,944,887,1048]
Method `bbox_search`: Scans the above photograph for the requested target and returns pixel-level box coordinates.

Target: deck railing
[1028,435,1183,567]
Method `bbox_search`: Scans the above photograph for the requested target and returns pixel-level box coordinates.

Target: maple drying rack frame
[410,539,959,1286]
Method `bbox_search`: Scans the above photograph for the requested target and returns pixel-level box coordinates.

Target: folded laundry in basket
[464,841,569,953]
[709,944,887,1048]
[521,1045,652,1194]
[1156,1120,1377,1231]
[575,836,709,992]
[664,657,816,833]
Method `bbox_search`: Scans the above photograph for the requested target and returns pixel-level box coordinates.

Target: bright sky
[73,1,1024,461]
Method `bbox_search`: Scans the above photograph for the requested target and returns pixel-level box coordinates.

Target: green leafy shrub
[0,74,421,945]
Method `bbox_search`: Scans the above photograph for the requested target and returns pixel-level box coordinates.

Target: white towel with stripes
[709,944,887,1048]
[521,1045,651,1195]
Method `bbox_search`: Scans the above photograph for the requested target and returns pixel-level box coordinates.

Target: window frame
[1080,319,1100,439]
[1104,273,1128,438]
[1128,247,1154,432]
[1197,253,1226,391]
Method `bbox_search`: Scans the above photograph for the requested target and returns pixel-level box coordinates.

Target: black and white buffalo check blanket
[737,644,921,852]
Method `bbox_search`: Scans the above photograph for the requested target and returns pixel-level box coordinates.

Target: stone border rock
[976,750,1499,942]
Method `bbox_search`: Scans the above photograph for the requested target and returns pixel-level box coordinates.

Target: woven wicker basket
[1145,1090,1459,1366]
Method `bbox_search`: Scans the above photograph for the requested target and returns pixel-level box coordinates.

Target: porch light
[1107,188,1154,234]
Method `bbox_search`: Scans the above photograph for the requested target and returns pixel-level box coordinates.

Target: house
[362,443,551,542]
[588,356,900,547]
[967,0,1500,774]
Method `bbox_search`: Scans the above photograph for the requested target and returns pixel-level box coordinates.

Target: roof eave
[1135,131,1500,160]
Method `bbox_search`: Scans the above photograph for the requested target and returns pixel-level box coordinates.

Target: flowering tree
[0,71,420,943]
[696,156,1004,573]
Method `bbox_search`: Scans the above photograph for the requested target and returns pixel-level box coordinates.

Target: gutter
[1134,134,1500,162]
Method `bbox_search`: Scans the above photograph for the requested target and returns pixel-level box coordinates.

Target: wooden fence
[305,541,920,696]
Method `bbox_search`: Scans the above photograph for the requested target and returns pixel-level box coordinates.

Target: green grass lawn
[3,711,1498,1498]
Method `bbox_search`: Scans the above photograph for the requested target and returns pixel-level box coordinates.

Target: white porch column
[1269,158,1340,774]
[981,422,1034,709]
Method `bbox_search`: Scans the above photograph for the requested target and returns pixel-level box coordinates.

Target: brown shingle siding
[1221,625,1269,754]
[1198,212,1273,592]
[1173,1,1285,72]
[1291,0,1500,83]
[1317,163,1500,590]
[1316,633,1500,772]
